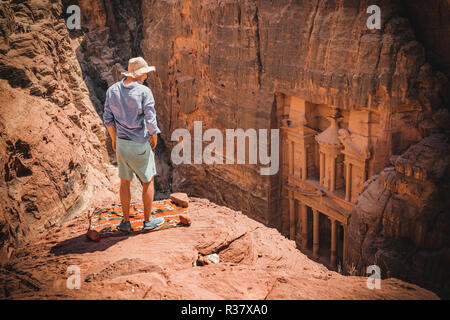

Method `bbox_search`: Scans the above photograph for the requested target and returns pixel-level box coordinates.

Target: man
[103,57,164,232]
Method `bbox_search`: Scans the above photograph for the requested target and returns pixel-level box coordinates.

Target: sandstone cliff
[0,0,449,299]
[141,0,448,225]
[402,0,450,79]
[0,0,116,262]
[346,133,450,297]
[138,0,449,295]
[61,0,174,199]
[0,197,438,299]
[0,0,153,262]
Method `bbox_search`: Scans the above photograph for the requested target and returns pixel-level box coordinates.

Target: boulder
[170,193,189,207]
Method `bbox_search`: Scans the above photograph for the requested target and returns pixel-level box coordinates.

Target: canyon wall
[401,0,450,79]
[61,0,173,199]
[1,0,449,297]
[346,133,450,297]
[0,0,174,263]
[140,0,449,296]
[0,0,118,262]
[141,0,447,224]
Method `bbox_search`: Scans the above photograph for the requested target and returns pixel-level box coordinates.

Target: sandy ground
[0,197,439,300]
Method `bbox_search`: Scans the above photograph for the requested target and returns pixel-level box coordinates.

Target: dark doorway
[307,206,314,250]
[268,93,285,230]
[337,223,345,270]
[319,214,331,262]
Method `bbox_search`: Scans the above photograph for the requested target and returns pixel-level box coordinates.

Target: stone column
[320,152,324,186]
[330,155,336,192]
[325,153,330,190]
[302,145,307,180]
[330,218,337,267]
[342,225,347,269]
[345,162,352,201]
[313,209,319,259]
[300,203,308,249]
[289,139,293,176]
[289,191,295,240]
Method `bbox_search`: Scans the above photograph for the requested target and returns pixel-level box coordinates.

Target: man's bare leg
[142,177,154,221]
[120,179,131,222]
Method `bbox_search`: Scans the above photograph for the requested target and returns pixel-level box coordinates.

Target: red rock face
[402,0,450,79]
[0,0,165,262]
[1,0,449,299]
[140,0,448,224]
[0,1,117,262]
[346,134,450,298]
[138,0,449,296]
[67,0,174,199]
[0,198,439,299]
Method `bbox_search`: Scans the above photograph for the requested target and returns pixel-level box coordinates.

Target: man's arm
[106,124,117,151]
[149,133,158,149]
[143,89,161,149]
[103,88,117,151]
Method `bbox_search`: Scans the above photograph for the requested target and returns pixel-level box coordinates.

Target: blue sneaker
[143,216,165,230]
[118,220,132,232]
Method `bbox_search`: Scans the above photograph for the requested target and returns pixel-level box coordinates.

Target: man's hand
[112,138,116,152]
[106,125,117,152]
[149,134,157,149]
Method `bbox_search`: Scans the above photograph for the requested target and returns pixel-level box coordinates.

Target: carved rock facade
[141,0,449,296]
[1,0,449,298]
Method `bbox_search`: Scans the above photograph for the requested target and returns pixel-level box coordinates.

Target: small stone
[86,229,100,242]
[179,213,191,226]
[170,193,189,207]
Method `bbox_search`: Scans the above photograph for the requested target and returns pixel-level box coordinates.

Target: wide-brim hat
[121,57,156,78]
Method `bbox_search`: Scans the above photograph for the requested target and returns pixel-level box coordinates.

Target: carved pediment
[338,128,371,161]
[284,115,318,138]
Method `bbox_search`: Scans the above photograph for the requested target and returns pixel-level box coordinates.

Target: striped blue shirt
[103,78,161,143]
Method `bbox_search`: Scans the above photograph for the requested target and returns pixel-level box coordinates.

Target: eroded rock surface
[138,0,450,297]
[0,0,119,262]
[0,198,438,300]
[141,0,448,225]
[347,134,450,298]
[1,0,449,300]
[61,0,174,200]
[0,0,148,262]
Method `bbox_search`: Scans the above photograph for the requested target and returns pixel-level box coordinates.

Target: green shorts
[116,137,157,183]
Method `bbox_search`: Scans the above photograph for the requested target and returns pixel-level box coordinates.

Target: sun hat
[121,57,156,78]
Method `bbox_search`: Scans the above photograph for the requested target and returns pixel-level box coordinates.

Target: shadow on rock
[50,234,130,256]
